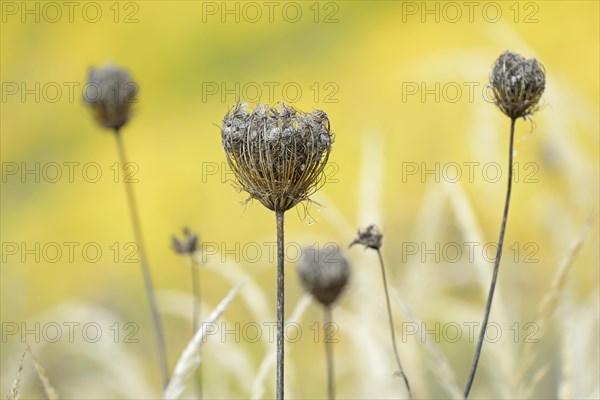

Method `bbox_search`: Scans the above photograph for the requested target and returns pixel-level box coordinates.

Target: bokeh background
[1,1,599,399]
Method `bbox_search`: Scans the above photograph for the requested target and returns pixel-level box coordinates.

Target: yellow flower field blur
[1,1,598,399]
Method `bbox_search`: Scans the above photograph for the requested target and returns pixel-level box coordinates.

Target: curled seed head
[171,227,199,255]
[349,224,383,250]
[221,102,334,212]
[490,51,545,119]
[84,63,138,130]
[297,245,351,306]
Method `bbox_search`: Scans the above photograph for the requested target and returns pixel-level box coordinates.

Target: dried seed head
[221,102,333,212]
[349,224,383,250]
[297,245,350,306]
[490,51,545,119]
[84,63,138,130]
[171,227,199,255]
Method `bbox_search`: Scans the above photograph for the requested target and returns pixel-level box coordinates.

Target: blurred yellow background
[1,1,598,399]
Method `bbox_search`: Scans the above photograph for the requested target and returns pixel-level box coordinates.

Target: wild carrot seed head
[84,63,138,130]
[221,102,333,212]
[490,51,545,120]
[171,227,199,255]
[297,245,350,306]
[350,225,383,250]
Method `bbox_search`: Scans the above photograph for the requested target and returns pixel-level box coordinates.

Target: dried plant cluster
[297,246,350,306]
[16,49,550,400]
[221,102,333,212]
[490,51,545,120]
[84,63,138,131]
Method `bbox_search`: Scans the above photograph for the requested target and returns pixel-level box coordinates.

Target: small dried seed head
[221,102,333,212]
[490,51,545,119]
[297,245,350,306]
[349,224,383,250]
[171,227,199,255]
[84,63,138,130]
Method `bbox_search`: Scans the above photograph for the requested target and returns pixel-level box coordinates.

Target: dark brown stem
[376,249,412,399]
[464,117,516,399]
[276,210,285,400]
[324,306,334,400]
[114,130,169,388]
[189,254,202,400]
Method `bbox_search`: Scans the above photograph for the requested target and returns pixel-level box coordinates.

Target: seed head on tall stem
[221,102,334,399]
[297,244,351,400]
[172,227,203,399]
[463,51,545,399]
[350,225,412,399]
[84,63,169,388]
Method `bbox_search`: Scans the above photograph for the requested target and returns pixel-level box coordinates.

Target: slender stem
[188,254,201,334]
[464,117,516,399]
[114,130,169,388]
[189,254,202,400]
[324,306,334,400]
[275,210,285,400]
[376,249,412,399]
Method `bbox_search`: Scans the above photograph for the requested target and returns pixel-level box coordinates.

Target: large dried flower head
[171,227,199,255]
[297,245,350,306]
[221,102,333,212]
[490,51,545,119]
[84,63,138,130]
[349,224,382,250]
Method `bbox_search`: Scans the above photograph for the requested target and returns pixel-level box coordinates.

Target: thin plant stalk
[464,117,516,399]
[188,255,201,333]
[376,249,412,399]
[114,129,169,387]
[188,254,202,400]
[275,210,285,400]
[323,305,334,400]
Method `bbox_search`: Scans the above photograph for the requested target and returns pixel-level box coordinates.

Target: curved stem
[376,249,412,399]
[189,254,202,399]
[114,130,169,388]
[276,210,285,400]
[324,306,334,400]
[463,117,516,399]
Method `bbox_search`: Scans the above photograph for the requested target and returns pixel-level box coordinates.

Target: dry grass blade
[517,211,595,397]
[395,296,463,400]
[6,347,27,400]
[164,280,246,400]
[251,294,312,400]
[25,344,58,400]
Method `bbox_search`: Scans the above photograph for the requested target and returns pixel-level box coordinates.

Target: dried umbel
[221,102,333,212]
[490,51,545,119]
[84,63,138,130]
[171,227,199,255]
[349,224,383,250]
[297,245,350,306]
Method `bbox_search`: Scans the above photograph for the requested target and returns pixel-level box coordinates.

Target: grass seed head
[490,51,545,119]
[221,102,333,212]
[84,63,138,130]
[297,245,350,306]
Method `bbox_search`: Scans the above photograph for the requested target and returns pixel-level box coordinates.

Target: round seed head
[349,224,383,250]
[490,51,545,119]
[221,102,333,212]
[297,245,351,306]
[84,63,138,130]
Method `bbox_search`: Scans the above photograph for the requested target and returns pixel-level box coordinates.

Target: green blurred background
[1,1,598,399]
